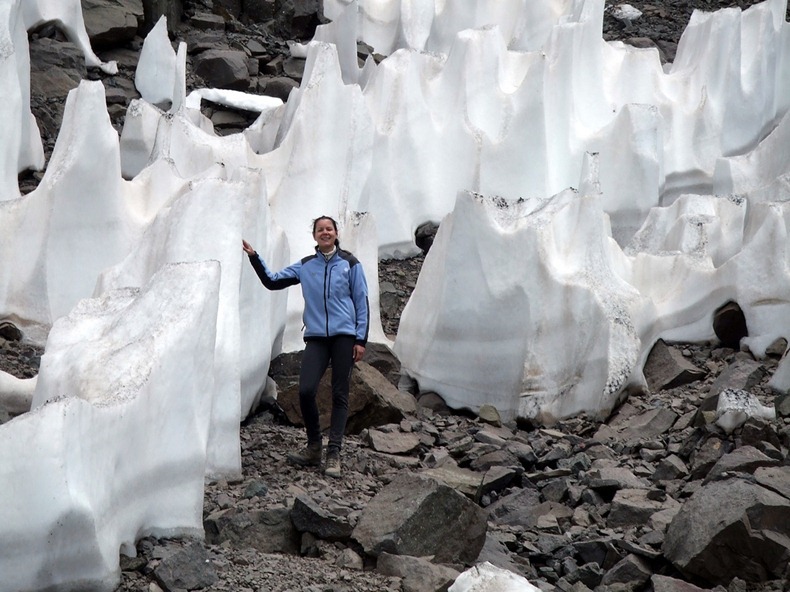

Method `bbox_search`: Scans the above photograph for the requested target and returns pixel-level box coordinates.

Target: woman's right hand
[242,239,256,255]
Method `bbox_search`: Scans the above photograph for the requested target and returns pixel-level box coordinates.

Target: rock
[203,507,299,554]
[774,393,790,416]
[282,56,305,81]
[584,467,651,498]
[768,351,790,396]
[366,428,421,455]
[689,435,728,480]
[476,532,536,578]
[335,547,364,570]
[643,340,707,391]
[663,478,790,584]
[190,11,226,30]
[352,474,487,564]
[153,542,218,591]
[478,404,502,427]
[421,462,484,499]
[753,465,790,500]
[276,0,322,39]
[415,221,440,254]
[703,445,779,484]
[0,322,23,342]
[418,392,452,415]
[259,76,299,101]
[599,406,678,443]
[708,355,767,395]
[598,554,652,592]
[651,454,688,482]
[651,574,710,592]
[193,49,250,89]
[713,301,748,349]
[376,552,460,592]
[82,0,144,47]
[360,342,402,388]
[275,360,417,434]
[243,0,277,22]
[141,0,183,35]
[764,337,787,357]
[291,495,354,541]
[607,488,680,528]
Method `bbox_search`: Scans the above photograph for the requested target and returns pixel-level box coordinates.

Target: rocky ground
[3,1,790,591]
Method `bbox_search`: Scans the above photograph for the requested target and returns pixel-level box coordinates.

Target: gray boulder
[643,340,707,391]
[352,474,487,565]
[663,476,790,584]
[82,0,143,46]
[141,0,183,35]
[276,360,417,434]
[376,552,459,592]
[203,507,299,554]
[290,495,354,541]
[193,49,251,90]
[153,542,218,591]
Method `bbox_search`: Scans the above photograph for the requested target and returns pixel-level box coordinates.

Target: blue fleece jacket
[248,247,369,345]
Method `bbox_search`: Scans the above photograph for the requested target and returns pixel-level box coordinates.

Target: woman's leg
[298,340,331,445]
[327,335,356,453]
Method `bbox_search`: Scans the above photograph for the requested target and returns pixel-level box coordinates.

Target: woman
[242,216,369,478]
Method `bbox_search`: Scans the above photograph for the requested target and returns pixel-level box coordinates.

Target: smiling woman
[242,216,370,478]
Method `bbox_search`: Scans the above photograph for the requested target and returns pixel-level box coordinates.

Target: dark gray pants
[299,335,355,453]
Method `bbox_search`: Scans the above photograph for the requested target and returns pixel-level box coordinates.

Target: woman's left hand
[353,344,366,363]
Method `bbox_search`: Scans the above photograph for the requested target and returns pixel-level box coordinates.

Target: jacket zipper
[323,260,330,336]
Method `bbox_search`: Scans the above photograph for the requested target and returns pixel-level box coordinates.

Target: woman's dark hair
[312,216,340,246]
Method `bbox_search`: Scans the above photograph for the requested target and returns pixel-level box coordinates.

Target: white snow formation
[1,0,789,589]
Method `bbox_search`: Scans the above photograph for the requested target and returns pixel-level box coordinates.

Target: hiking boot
[324,451,341,478]
[287,442,322,467]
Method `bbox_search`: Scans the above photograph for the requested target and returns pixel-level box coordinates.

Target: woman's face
[313,218,338,252]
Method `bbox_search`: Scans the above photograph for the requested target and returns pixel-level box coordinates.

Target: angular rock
[604,407,678,443]
[366,428,421,455]
[191,11,226,30]
[376,552,460,592]
[291,495,354,541]
[204,507,299,554]
[352,474,487,565]
[141,0,183,35]
[82,0,143,47]
[422,463,484,499]
[153,542,218,591]
[607,488,680,528]
[651,574,710,592]
[478,466,521,501]
[486,487,542,527]
[476,532,536,578]
[753,466,790,500]
[703,445,779,483]
[193,49,250,90]
[585,467,650,498]
[689,436,728,480]
[599,554,652,591]
[477,404,502,427]
[707,355,767,395]
[0,322,22,342]
[275,359,417,434]
[663,478,790,584]
[768,351,790,396]
[243,0,277,22]
[651,454,688,482]
[643,340,707,391]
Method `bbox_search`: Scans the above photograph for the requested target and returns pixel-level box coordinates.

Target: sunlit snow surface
[1,0,790,589]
